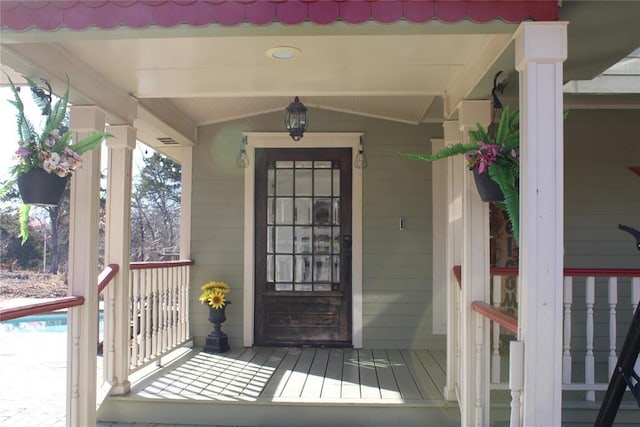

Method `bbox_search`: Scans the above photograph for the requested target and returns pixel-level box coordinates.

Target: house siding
[190,108,444,350]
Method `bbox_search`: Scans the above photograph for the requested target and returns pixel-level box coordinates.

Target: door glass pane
[295,198,312,225]
[267,198,275,225]
[275,255,293,282]
[295,169,312,196]
[314,283,331,292]
[276,198,293,224]
[314,169,331,196]
[314,227,331,254]
[315,161,332,168]
[295,283,313,292]
[333,255,340,283]
[333,169,340,196]
[276,161,293,168]
[276,226,293,253]
[268,169,275,196]
[314,255,331,282]
[295,227,312,253]
[267,255,274,282]
[295,255,312,282]
[313,199,331,225]
[267,226,274,253]
[276,169,293,196]
[332,227,340,253]
[275,283,293,291]
[332,199,340,225]
[295,161,312,168]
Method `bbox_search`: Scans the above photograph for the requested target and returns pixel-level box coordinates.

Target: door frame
[242,132,363,348]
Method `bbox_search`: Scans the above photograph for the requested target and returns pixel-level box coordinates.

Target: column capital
[106,125,137,151]
[69,105,106,132]
[443,121,462,147]
[458,100,491,132]
[514,22,568,71]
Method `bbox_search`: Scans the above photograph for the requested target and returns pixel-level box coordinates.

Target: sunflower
[207,291,226,309]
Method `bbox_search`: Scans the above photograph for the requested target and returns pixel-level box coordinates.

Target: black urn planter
[204,305,230,354]
[472,168,504,203]
[17,168,68,206]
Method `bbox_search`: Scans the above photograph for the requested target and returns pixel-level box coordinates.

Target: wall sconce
[354,135,368,169]
[237,134,249,168]
[284,96,308,141]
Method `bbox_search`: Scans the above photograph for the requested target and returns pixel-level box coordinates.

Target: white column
[432,137,447,336]
[67,105,106,427]
[179,146,193,260]
[105,125,136,395]
[458,100,492,427]
[443,121,463,402]
[514,21,568,427]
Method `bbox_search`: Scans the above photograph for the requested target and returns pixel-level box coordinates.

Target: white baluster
[509,340,524,427]
[131,270,139,368]
[608,277,618,376]
[563,276,573,384]
[457,286,462,398]
[152,267,159,360]
[585,277,595,402]
[140,269,148,362]
[492,275,502,384]
[145,268,153,361]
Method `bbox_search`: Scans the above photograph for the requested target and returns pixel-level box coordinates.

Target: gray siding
[189,108,443,350]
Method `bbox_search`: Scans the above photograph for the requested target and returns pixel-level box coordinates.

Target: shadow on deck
[98,347,461,427]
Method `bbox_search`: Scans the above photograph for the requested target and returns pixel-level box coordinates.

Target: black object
[17,168,68,206]
[618,224,640,251]
[204,305,230,354]
[594,303,640,426]
[472,168,504,202]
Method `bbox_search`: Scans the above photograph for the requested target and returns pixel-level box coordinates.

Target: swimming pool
[0,312,104,333]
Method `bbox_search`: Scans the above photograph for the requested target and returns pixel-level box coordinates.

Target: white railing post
[492,275,502,384]
[104,124,136,395]
[459,100,492,427]
[509,340,524,427]
[608,277,618,376]
[563,276,573,384]
[585,277,595,402]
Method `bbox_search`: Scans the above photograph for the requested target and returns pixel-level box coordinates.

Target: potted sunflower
[1,75,111,243]
[199,281,231,353]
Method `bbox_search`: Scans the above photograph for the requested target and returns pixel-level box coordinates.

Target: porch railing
[128,260,193,371]
[456,266,640,426]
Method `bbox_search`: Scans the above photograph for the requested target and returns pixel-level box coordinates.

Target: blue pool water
[1,312,104,333]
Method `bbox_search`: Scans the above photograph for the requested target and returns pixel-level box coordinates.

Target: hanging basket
[472,168,504,203]
[17,168,69,206]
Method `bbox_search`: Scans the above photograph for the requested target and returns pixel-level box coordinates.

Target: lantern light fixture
[284,96,308,141]
[237,134,249,168]
[354,135,368,169]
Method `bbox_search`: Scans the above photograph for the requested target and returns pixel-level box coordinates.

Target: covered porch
[2,1,640,426]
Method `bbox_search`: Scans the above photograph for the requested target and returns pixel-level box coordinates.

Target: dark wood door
[254,148,352,347]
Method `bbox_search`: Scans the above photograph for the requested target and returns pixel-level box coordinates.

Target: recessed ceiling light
[266,46,301,60]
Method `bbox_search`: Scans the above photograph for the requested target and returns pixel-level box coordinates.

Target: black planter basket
[472,168,504,203]
[17,168,69,206]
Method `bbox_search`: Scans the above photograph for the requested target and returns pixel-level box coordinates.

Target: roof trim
[1,1,559,31]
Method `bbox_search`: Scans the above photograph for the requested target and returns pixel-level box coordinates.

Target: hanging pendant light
[284,96,308,141]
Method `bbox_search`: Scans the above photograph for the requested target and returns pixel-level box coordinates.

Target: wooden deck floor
[99,347,461,426]
[132,347,449,404]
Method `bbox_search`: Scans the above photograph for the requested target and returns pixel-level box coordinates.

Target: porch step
[98,397,461,427]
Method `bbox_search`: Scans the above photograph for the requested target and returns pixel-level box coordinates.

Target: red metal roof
[0,1,558,31]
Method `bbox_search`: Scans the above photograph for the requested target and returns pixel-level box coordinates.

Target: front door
[254,148,352,347]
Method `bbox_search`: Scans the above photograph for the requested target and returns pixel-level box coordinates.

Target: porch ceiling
[1,1,639,160]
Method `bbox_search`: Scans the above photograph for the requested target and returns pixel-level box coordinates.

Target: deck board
[280,348,315,398]
[372,349,402,399]
[359,349,381,399]
[300,348,330,399]
[387,349,423,400]
[321,348,344,399]
[341,349,361,398]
